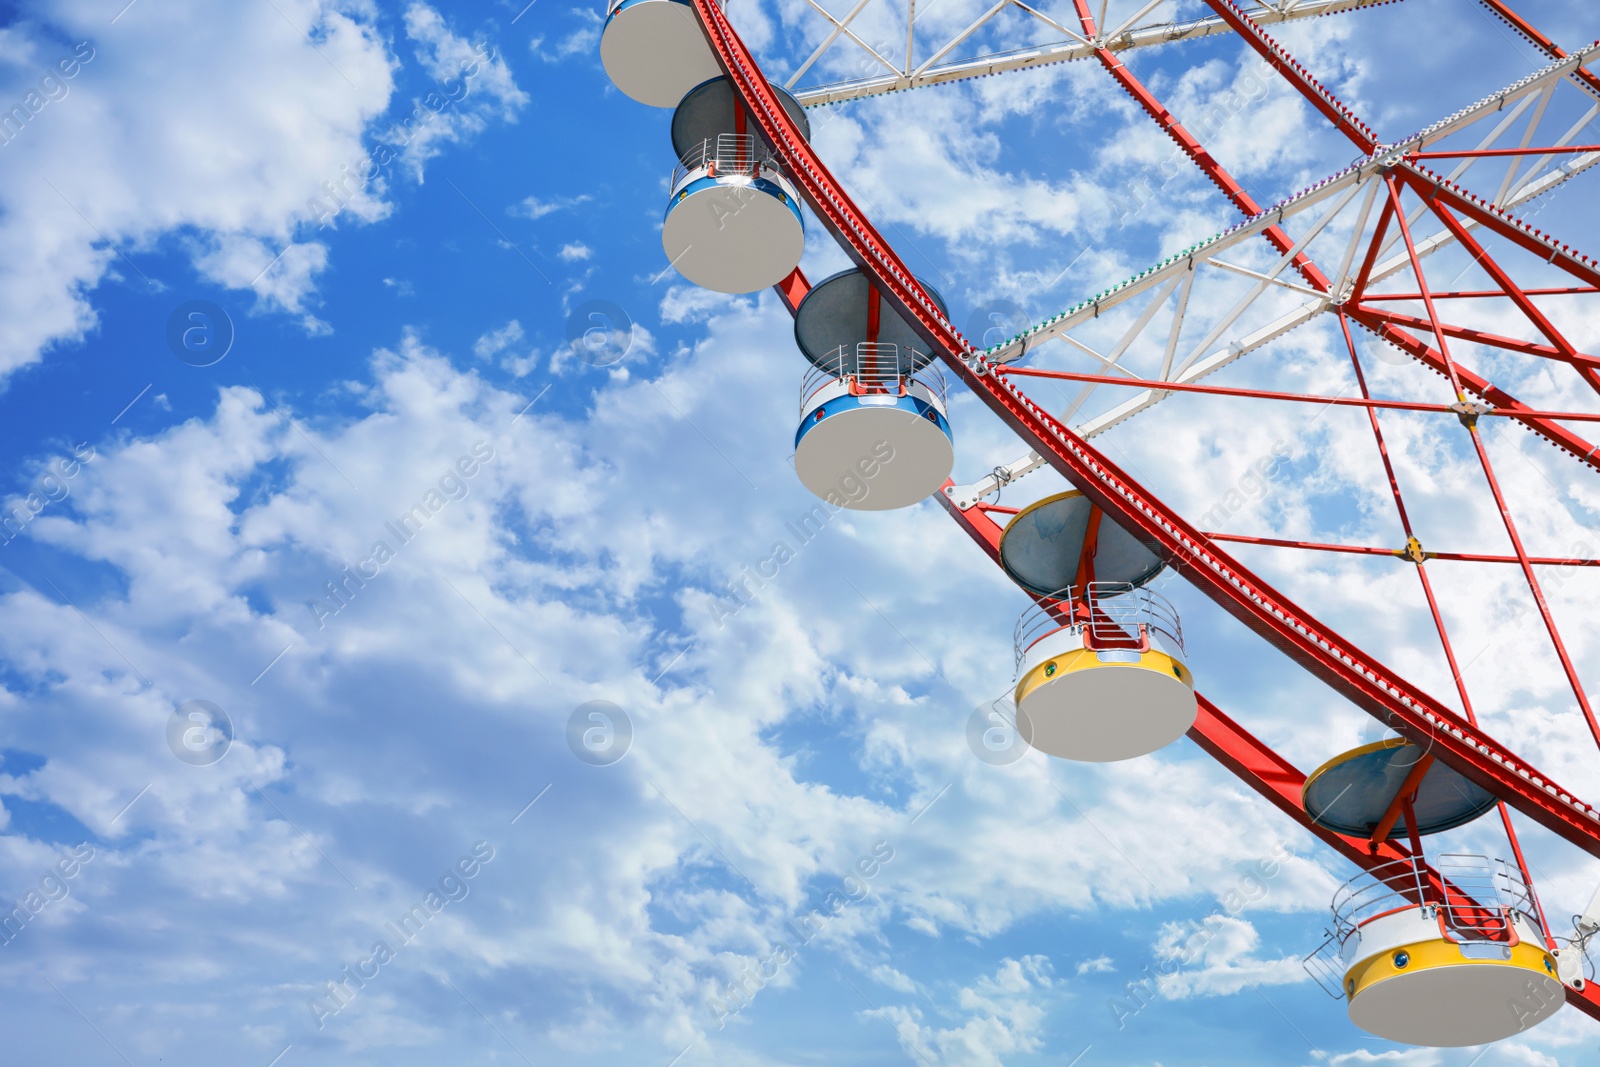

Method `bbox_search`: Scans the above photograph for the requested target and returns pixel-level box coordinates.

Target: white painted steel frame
[790,0,1400,107]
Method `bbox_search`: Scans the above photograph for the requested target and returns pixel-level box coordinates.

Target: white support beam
[786,0,879,88]
[797,0,901,80]
[1206,258,1328,299]
[1076,298,1330,436]
[1062,273,1183,421]
[1170,183,1357,378]
[793,0,1397,107]
[912,0,1011,78]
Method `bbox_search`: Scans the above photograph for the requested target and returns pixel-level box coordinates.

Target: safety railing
[1013,581,1184,673]
[608,0,704,16]
[671,134,782,188]
[1302,932,1348,999]
[1330,854,1534,944]
[1305,854,1541,997]
[800,343,948,415]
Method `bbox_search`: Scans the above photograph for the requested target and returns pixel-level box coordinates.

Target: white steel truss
[789,0,1400,107]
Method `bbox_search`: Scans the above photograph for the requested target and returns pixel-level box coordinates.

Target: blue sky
[0,0,1599,1064]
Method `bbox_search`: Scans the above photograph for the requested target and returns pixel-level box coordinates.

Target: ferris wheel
[600,0,1600,1048]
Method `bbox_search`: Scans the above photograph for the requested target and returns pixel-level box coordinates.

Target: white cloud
[0,0,537,385]
[472,318,524,359]
[192,234,330,321]
[388,3,530,181]
[869,963,918,992]
[659,285,744,325]
[5,265,1598,1064]
[5,4,1600,1063]
[403,3,522,112]
[532,10,602,61]
[499,350,544,379]
[871,956,1054,1067]
[509,193,591,220]
[547,318,656,376]
[558,242,593,262]
[0,297,1345,1057]
[1320,1051,1445,1066]
[0,0,397,381]
[0,1,537,384]
[1150,916,1306,1000]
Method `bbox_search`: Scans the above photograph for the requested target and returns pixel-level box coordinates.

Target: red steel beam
[1348,192,1397,304]
[1067,0,1332,293]
[1208,0,1600,453]
[1180,0,1589,953]
[1344,310,1600,471]
[935,492,1375,856]
[1363,287,1597,301]
[1189,695,1559,942]
[749,0,1600,1019]
[1201,530,1600,567]
[1038,8,1600,480]
[1068,0,1600,482]
[1201,0,1380,153]
[748,18,1600,1018]
[1476,0,1600,99]
[999,363,1600,421]
[1386,171,1600,747]
[1353,305,1600,371]
[1185,1,1600,470]
[1340,170,1600,464]
[939,481,1599,1012]
[1329,180,1599,468]
[1427,200,1600,395]
[776,267,1584,944]
[1400,164,1600,290]
[686,0,1600,856]
[1336,308,1491,757]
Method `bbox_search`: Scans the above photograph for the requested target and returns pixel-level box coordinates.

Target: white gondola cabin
[791,268,954,508]
[600,0,722,107]
[662,77,808,293]
[795,343,953,509]
[1305,855,1563,1045]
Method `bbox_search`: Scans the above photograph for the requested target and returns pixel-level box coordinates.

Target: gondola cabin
[791,269,954,509]
[1001,493,1193,761]
[662,77,808,293]
[1301,741,1565,1045]
[599,0,722,107]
